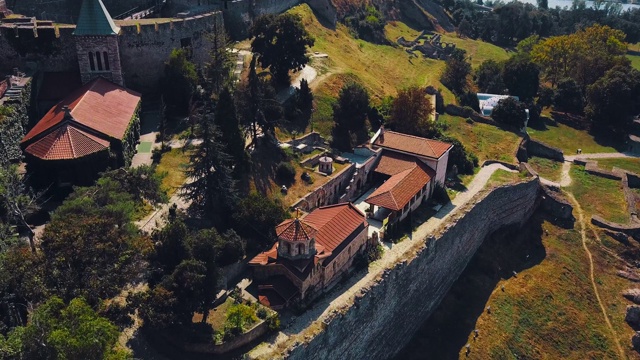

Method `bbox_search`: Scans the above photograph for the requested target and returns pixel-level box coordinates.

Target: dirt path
[566,193,625,359]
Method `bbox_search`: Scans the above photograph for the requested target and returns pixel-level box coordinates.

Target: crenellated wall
[262,178,541,360]
[116,11,224,92]
[0,25,78,73]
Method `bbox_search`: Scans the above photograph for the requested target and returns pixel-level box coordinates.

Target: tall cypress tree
[215,89,246,175]
[181,115,238,227]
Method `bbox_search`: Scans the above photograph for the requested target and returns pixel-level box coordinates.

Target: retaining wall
[264,178,541,360]
[527,138,564,162]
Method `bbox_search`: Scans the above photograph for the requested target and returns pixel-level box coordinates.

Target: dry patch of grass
[441,114,522,163]
[193,297,234,331]
[467,217,632,359]
[280,160,350,206]
[288,4,456,104]
[155,147,192,197]
[568,165,628,224]
[486,169,528,187]
[596,158,640,175]
[528,156,562,182]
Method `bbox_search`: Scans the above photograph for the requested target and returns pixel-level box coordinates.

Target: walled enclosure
[262,178,541,360]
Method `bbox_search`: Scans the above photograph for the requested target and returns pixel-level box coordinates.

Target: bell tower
[74,0,124,86]
[275,217,318,261]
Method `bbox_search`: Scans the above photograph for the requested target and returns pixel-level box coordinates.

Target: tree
[457,18,473,38]
[491,97,528,129]
[537,0,548,10]
[585,65,640,133]
[205,18,235,97]
[233,192,286,248]
[387,86,438,138]
[502,55,540,101]
[331,83,370,151]
[4,296,127,360]
[441,48,471,95]
[215,88,247,175]
[251,13,315,86]
[181,117,238,226]
[475,59,505,94]
[295,78,314,126]
[40,199,150,305]
[161,260,209,323]
[0,165,41,252]
[163,48,198,113]
[553,78,584,113]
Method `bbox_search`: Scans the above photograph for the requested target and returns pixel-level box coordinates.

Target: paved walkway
[249,163,516,358]
[276,65,318,103]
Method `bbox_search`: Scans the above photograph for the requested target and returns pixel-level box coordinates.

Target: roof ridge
[385,130,451,146]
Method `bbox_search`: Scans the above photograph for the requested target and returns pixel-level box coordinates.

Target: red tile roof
[374,130,452,159]
[275,218,318,242]
[22,77,141,143]
[366,159,435,211]
[374,150,422,176]
[304,203,367,253]
[25,123,110,160]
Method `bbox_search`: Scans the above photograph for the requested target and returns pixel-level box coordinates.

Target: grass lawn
[527,118,618,154]
[155,147,192,197]
[628,54,640,71]
[440,114,522,163]
[487,169,528,187]
[289,5,456,105]
[193,297,234,332]
[528,156,562,182]
[596,158,640,175]
[280,160,350,207]
[568,165,628,223]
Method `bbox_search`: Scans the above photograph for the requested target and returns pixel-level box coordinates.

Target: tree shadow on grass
[394,211,548,360]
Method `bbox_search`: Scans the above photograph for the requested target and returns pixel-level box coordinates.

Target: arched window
[88,52,95,71]
[298,243,305,254]
[96,52,103,71]
[103,52,110,70]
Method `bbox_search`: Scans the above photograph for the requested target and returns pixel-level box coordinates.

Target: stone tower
[73,0,124,86]
[276,217,318,261]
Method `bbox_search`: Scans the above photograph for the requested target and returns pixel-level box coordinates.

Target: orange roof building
[365,128,453,226]
[21,77,141,186]
[249,203,371,309]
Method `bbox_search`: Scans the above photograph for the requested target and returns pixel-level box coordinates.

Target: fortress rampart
[257,178,542,359]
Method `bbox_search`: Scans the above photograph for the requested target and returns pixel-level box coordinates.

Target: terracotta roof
[374,150,422,176]
[374,130,452,159]
[304,203,367,253]
[23,77,141,144]
[276,218,318,242]
[74,0,120,36]
[25,123,109,160]
[366,160,435,211]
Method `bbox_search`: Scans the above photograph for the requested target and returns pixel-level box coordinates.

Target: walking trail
[249,163,516,357]
[565,193,624,360]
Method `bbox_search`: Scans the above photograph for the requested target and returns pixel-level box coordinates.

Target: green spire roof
[73,0,120,36]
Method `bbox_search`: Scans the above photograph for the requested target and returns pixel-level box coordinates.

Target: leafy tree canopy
[492,97,529,129]
[251,13,315,86]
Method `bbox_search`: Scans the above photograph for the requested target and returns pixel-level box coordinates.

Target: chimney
[379,125,385,142]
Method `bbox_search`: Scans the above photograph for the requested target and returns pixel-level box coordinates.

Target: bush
[432,183,450,204]
[256,307,268,319]
[276,162,296,184]
[266,314,280,331]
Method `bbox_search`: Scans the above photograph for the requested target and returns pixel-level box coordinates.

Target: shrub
[266,314,280,331]
[432,183,450,204]
[225,303,258,335]
[276,162,296,184]
[256,307,268,319]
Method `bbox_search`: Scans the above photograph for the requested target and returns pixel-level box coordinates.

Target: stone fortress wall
[277,178,542,360]
[0,11,224,92]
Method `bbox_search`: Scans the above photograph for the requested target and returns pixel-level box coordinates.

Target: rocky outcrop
[627,305,640,327]
[265,179,541,360]
[618,268,640,282]
[623,289,640,304]
[633,332,640,352]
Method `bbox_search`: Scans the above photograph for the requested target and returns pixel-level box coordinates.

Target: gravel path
[276,65,318,103]
[248,163,516,358]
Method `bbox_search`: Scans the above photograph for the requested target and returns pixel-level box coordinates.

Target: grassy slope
[597,158,640,175]
[568,166,628,224]
[528,121,617,154]
[467,216,633,359]
[155,147,192,197]
[528,156,563,182]
[440,114,522,163]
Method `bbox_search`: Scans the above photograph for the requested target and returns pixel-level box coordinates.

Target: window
[298,243,305,254]
[103,52,110,70]
[96,52,103,71]
[88,52,95,71]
